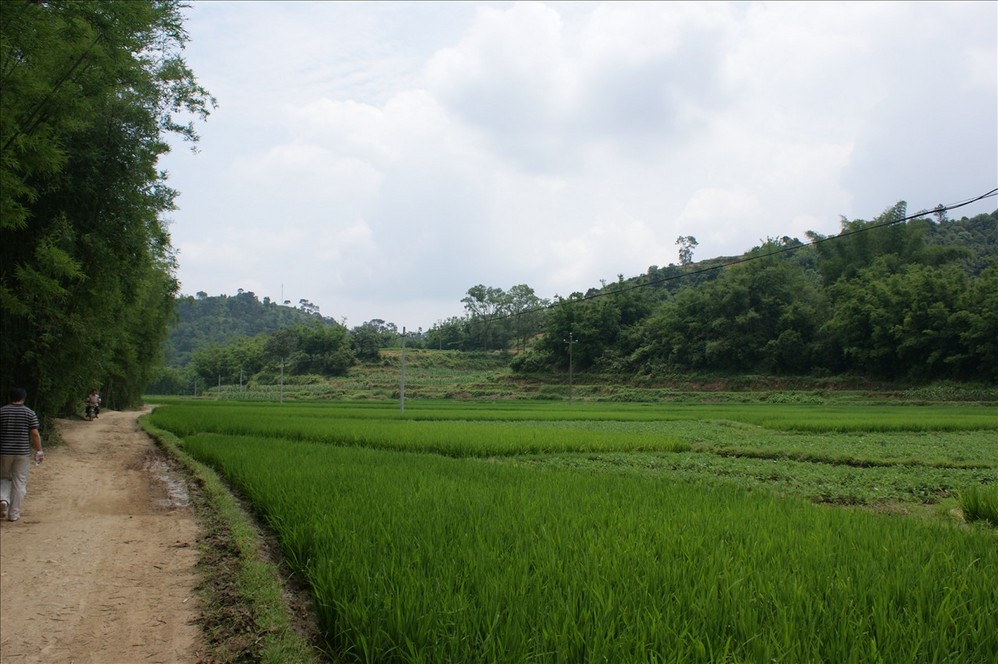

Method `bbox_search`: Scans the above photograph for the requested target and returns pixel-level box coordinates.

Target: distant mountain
[164,291,336,367]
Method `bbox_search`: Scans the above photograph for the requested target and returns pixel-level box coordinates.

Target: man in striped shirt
[0,387,44,522]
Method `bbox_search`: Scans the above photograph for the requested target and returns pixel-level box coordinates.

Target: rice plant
[149,400,998,662]
[180,433,998,663]
[959,484,998,526]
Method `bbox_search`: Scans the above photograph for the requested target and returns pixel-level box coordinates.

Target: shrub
[509,350,551,374]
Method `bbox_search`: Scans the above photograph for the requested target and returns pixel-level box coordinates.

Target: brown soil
[0,408,205,663]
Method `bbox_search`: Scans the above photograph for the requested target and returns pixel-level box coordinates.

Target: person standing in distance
[85,388,100,420]
[0,387,44,522]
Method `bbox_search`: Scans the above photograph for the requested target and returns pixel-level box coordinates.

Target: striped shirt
[0,403,40,455]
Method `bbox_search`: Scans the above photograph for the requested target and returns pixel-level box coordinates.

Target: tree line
[6,3,989,413]
[149,291,355,393]
[1,1,213,418]
[153,283,553,393]
[164,290,336,367]
[517,205,997,382]
[160,205,995,393]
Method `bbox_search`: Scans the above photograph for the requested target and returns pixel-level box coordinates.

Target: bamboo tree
[0,1,214,417]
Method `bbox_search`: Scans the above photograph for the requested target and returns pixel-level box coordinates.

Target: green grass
[180,433,997,663]
[147,399,998,663]
[146,399,997,507]
[526,451,995,505]
[148,404,690,456]
[503,419,998,468]
[147,398,998,429]
[139,417,322,663]
[959,484,998,525]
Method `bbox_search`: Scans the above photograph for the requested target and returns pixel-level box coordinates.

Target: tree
[1,1,214,416]
[462,284,509,350]
[506,284,548,352]
[257,323,353,377]
[425,316,471,351]
[806,202,931,286]
[957,263,998,380]
[351,319,398,361]
[632,246,827,374]
[288,323,352,376]
[676,235,699,266]
[822,260,996,381]
[522,274,653,375]
[165,291,334,368]
[263,328,297,366]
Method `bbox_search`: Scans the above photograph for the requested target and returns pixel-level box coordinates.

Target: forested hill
[924,211,998,274]
[511,207,998,383]
[165,292,337,367]
[162,207,997,386]
[635,210,998,297]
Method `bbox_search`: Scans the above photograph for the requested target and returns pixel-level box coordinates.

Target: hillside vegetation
[165,291,337,367]
[155,205,997,397]
[521,205,997,383]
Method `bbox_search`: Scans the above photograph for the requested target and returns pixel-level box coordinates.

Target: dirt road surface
[0,408,205,663]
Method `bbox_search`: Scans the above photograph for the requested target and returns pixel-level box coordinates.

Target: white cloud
[161,1,997,331]
[677,187,763,249]
[230,143,383,203]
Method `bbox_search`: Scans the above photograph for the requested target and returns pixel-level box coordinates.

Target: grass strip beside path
[141,414,323,664]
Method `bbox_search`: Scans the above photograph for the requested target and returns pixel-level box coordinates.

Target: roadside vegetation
[1,1,214,419]
[141,417,323,663]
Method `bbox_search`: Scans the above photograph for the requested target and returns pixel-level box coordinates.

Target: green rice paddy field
[147,399,998,663]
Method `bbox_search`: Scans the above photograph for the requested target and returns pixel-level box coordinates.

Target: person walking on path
[85,388,101,420]
[0,387,44,521]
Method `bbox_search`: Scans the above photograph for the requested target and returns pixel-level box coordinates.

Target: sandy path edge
[0,408,205,664]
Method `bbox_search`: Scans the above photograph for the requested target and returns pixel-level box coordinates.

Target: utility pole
[279,357,284,404]
[564,332,576,405]
[400,327,407,413]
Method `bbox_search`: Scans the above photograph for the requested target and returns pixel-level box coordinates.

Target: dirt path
[0,408,205,664]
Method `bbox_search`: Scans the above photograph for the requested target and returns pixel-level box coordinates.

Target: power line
[490,187,998,325]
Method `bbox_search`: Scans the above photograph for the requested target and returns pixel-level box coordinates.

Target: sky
[159,1,998,332]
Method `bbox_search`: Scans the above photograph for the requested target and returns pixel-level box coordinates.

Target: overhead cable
[493,187,998,324]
